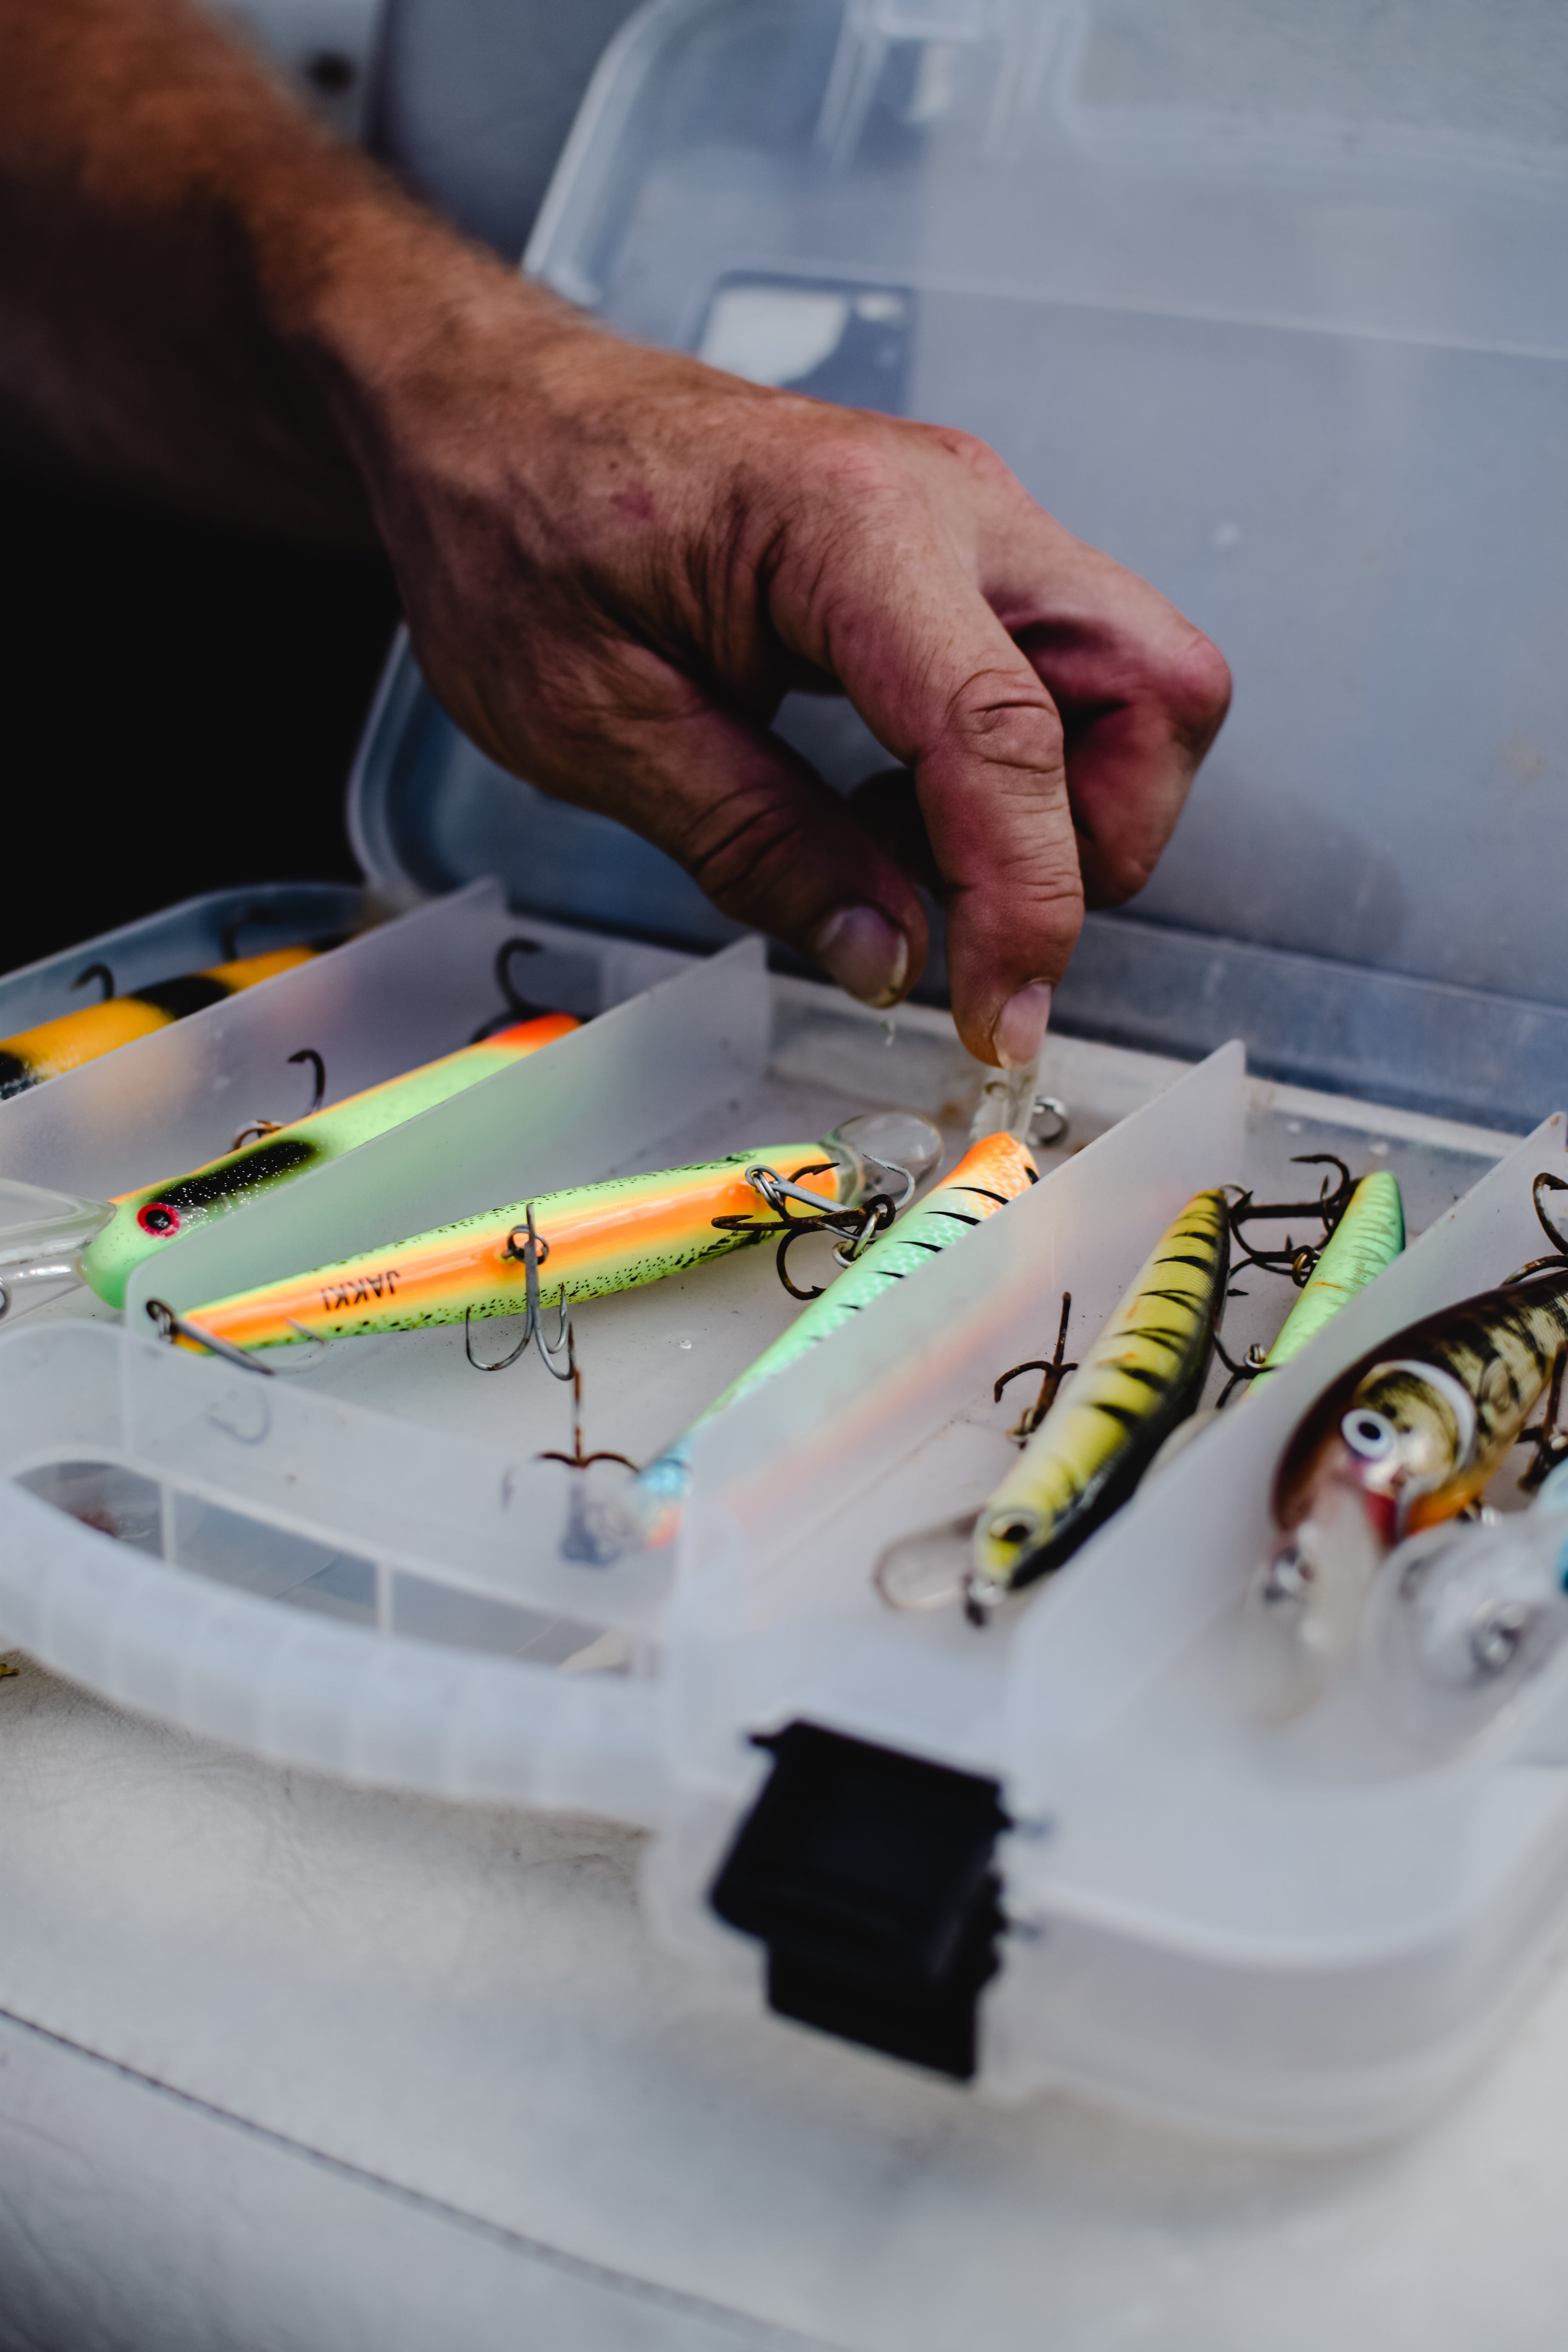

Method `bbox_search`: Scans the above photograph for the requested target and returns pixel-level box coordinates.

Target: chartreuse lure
[966,1190,1230,1621]
[0,948,321,1100]
[1248,1170,1404,1386]
[79,1013,578,1308]
[618,1131,1041,1554]
[176,1138,888,1353]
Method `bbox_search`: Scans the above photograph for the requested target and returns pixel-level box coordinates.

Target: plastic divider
[668,1043,1246,1789]
[0,879,537,1201]
[979,1111,1568,2139]
[0,882,364,1039]
[126,933,770,1321]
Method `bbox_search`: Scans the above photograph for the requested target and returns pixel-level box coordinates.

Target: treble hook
[220,906,273,963]
[1228,1155,1354,1282]
[231,1046,328,1150]
[469,936,549,1042]
[993,1293,1077,1437]
[727,1164,900,1301]
[464,1202,575,1379]
[146,1297,275,1376]
[1535,1172,1568,1259]
[1501,1172,1568,1285]
[745,1165,843,1219]
[71,962,115,1003]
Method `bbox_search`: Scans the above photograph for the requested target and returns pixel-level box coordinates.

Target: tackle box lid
[348,0,1568,1135]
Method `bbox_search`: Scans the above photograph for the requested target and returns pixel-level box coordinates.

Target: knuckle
[676,791,810,912]
[908,419,1008,483]
[1169,631,1233,739]
[947,675,1066,773]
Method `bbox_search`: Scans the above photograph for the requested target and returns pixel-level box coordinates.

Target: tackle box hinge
[708,1720,1009,2081]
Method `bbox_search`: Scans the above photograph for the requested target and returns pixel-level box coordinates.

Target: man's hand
[0,0,1230,1065]
[347,319,1230,1067]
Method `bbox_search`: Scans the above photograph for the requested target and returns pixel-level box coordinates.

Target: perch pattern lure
[621,1132,1041,1552]
[1271,1275,1568,1559]
[79,1013,579,1308]
[1251,1188,1568,1715]
[966,1190,1231,1620]
[0,947,321,1100]
[1248,1170,1405,1386]
[175,1144,870,1353]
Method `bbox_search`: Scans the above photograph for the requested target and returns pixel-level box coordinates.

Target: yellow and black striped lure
[0,947,319,1100]
[966,1189,1230,1619]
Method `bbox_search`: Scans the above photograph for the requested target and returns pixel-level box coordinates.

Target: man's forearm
[0,0,553,539]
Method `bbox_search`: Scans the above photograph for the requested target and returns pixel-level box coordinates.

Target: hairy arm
[0,0,1231,1063]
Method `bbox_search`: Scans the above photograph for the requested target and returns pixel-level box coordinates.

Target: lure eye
[991,1517,1034,1549]
[136,1202,180,1238]
[1470,1603,1531,1680]
[1342,1408,1396,1460]
[1262,1543,1311,1604]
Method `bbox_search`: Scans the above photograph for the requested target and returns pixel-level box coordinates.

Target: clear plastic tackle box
[1,0,1565,2145]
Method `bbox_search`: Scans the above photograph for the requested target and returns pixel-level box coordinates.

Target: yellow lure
[0,948,318,1099]
[968,1189,1231,1616]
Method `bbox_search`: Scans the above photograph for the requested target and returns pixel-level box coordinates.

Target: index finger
[787,524,1085,1068]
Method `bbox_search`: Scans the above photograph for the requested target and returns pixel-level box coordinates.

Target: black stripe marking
[0,1050,34,1100]
[133,974,230,1020]
[1091,1401,1143,1432]
[154,1136,319,1212]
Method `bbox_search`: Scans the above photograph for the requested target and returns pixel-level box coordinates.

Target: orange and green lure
[0,947,320,1100]
[80,1013,578,1308]
[620,1131,1041,1550]
[176,1144,867,1353]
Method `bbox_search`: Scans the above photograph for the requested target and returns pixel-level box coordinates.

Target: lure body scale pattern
[0,948,319,1100]
[1252,1170,1405,1384]
[81,1013,579,1308]
[970,1189,1231,1609]
[179,1144,860,1352]
[631,1132,1040,1541]
[1273,1267,1568,1551]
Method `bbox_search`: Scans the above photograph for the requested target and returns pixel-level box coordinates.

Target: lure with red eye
[79,1013,579,1307]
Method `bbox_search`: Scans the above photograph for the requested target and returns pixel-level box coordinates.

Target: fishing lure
[1365,1466,1568,1756]
[601,1131,1041,1559]
[964,1190,1231,1622]
[78,1013,578,1308]
[172,1126,912,1354]
[1246,1170,1405,1387]
[1368,1444,1568,1755]
[0,947,324,1100]
[1251,1174,1568,1713]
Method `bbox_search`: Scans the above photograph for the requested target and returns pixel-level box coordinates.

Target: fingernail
[993,982,1053,1069]
[812,906,909,1008]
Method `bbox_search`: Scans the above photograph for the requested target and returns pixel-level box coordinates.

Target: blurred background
[4,0,641,972]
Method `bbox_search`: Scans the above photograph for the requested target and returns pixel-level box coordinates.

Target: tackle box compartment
[2,0,1566,2148]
